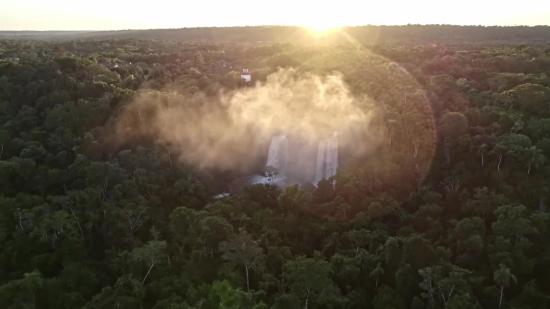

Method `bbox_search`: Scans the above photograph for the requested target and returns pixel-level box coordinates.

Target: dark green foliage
[1,31,550,309]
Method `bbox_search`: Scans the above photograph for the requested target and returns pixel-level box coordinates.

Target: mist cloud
[113,68,375,171]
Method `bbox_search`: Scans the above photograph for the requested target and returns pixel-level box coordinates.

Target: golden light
[305,23,342,36]
[308,23,340,31]
[296,4,345,34]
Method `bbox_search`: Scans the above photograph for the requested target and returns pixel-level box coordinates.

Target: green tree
[493,264,517,309]
[464,187,506,220]
[370,262,384,288]
[477,143,488,167]
[130,240,167,284]
[282,252,337,309]
[0,270,43,309]
[490,143,507,171]
[439,112,469,139]
[524,146,545,177]
[346,229,372,255]
[194,52,205,65]
[372,286,406,309]
[0,130,10,160]
[503,83,550,115]
[208,280,244,309]
[278,184,313,212]
[224,71,242,89]
[419,264,471,309]
[84,275,145,309]
[219,229,265,292]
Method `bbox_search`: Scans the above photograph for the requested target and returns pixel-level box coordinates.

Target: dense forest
[1,27,550,309]
[2,25,550,44]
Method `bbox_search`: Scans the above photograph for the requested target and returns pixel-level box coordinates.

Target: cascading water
[239,132,339,189]
[243,135,289,187]
[325,135,339,179]
[313,140,327,184]
[266,135,288,173]
[264,135,288,186]
[314,132,339,185]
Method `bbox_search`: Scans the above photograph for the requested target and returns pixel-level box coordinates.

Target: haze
[1,0,549,30]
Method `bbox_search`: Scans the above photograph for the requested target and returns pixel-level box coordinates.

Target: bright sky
[1,0,549,30]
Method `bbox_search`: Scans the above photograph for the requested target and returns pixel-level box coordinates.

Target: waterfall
[313,140,327,184]
[325,136,339,179]
[313,132,339,185]
[266,135,288,174]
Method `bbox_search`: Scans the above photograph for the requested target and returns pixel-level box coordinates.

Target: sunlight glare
[308,23,340,31]
[299,7,345,34]
[305,22,342,36]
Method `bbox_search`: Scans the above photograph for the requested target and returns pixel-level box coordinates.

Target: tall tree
[524,146,545,178]
[493,264,517,309]
[370,262,385,288]
[0,130,10,160]
[490,143,507,171]
[282,252,338,309]
[219,229,265,292]
[477,143,488,167]
[0,270,44,309]
[439,112,469,139]
[130,240,167,284]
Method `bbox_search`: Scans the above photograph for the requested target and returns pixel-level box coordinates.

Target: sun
[299,9,345,34]
[305,22,342,35]
[309,23,339,31]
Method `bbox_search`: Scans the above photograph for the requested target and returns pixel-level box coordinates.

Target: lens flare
[305,24,342,36]
[109,48,437,222]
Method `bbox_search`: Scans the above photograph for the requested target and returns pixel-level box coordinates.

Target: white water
[313,140,327,184]
[213,193,230,199]
[313,132,339,185]
[218,132,339,197]
[239,135,290,187]
[325,136,339,179]
[245,175,288,187]
[266,135,288,174]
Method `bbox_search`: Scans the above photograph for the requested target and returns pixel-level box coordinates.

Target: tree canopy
[1,28,550,309]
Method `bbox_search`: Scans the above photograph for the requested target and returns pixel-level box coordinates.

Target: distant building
[241,68,251,82]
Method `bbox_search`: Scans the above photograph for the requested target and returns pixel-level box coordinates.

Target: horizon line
[2,24,550,32]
